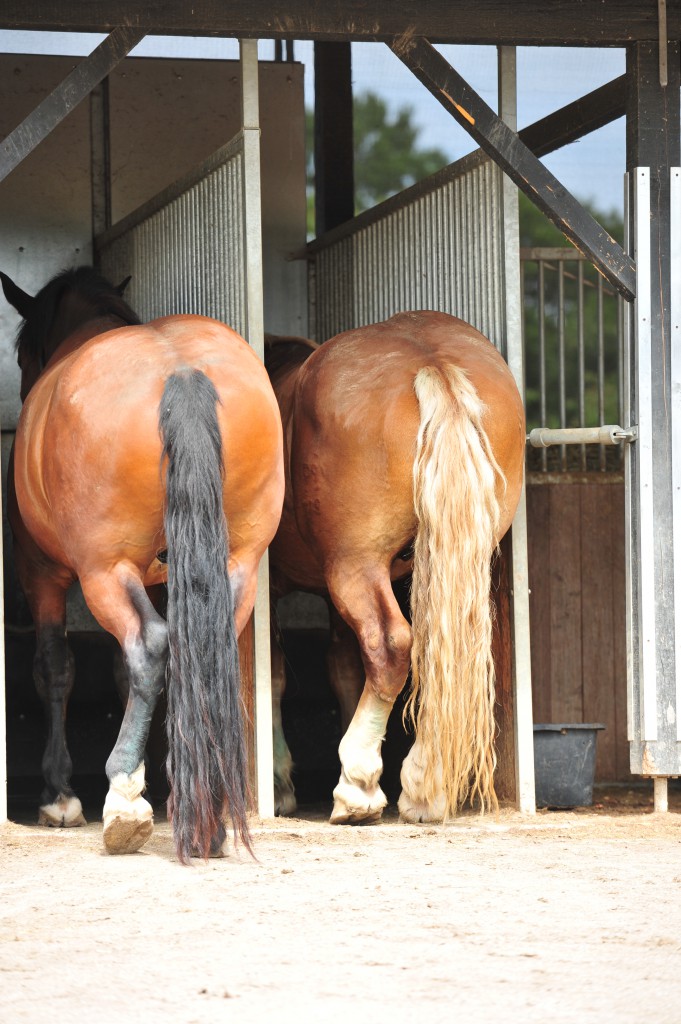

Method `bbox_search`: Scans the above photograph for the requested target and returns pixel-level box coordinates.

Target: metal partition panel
[627,167,681,778]
[309,153,506,349]
[309,122,535,811]
[97,134,247,335]
[671,168,681,744]
[95,41,274,817]
[0,461,5,824]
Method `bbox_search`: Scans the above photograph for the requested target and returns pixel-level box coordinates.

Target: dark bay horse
[2,267,284,861]
[266,311,525,824]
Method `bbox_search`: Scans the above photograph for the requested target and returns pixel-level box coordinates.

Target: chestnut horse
[2,267,284,861]
[266,311,525,824]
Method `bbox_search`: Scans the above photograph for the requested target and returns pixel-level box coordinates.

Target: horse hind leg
[80,568,168,855]
[33,621,86,828]
[16,565,85,828]
[271,630,296,816]
[325,564,412,825]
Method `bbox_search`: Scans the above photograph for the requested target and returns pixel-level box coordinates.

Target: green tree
[306,91,449,234]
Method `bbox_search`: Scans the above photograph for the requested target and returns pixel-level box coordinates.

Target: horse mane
[15,266,141,361]
[264,332,318,379]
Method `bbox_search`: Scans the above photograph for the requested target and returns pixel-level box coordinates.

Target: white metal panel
[633,168,657,741]
[671,168,681,742]
[499,45,535,815]
[310,155,505,349]
[309,53,532,811]
[240,37,274,820]
[97,41,276,819]
[0,453,5,824]
[98,136,248,334]
[622,175,636,744]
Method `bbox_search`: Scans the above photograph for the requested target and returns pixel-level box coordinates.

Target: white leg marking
[38,795,86,828]
[330,691,391,825]
[102,762,154,854]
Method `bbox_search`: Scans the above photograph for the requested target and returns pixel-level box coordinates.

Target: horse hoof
[397,790,447,824]
[330,779,387,825]
[38,795,86,828]
[103,765,154,854]
[274,788,297,817]
[103,805,154,855]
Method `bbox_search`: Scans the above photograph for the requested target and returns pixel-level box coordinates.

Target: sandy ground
[1,789,681,1024]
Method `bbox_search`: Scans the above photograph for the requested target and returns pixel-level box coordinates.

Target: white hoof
[274,787,297,817]
[39,795,86,828]
[330,772,387,825]
[398,741,447,823]
[397,789,447,823]
[103,763,153,855]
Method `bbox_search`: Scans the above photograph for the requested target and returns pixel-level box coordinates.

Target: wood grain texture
[492,532,515,803]
[1,2,678,46]
[238,614,256,802]
[527,478,628,781]
[527,484,551,723]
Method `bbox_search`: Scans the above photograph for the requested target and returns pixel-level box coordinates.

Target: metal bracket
[526,424,638,448]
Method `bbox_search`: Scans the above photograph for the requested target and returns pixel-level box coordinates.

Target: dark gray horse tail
[159,369,251,862]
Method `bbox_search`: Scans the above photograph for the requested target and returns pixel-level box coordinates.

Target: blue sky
[1,32,626,216]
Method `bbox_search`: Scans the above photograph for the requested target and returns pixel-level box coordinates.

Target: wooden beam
[390,36,635,301]
[0,26,145,184]
[0,1,679,46]
[519,75,626,158]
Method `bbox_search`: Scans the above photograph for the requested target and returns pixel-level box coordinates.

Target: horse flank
[407,363,503,816]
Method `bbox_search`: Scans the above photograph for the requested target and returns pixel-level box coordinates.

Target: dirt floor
[1,786,681,1024]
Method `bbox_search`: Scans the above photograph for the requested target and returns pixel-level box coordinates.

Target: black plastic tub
[533,724,605,808]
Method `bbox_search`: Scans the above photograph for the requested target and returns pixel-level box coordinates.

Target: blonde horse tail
[406,364,503,816]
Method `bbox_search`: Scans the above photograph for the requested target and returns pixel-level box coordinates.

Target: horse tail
[159,369,251,863]
[405,364,503,817]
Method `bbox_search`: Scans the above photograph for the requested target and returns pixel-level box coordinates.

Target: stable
[0,2,679,823]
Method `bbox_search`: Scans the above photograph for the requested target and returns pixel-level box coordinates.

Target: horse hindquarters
[399,365,502,823]
[160,370,250,862]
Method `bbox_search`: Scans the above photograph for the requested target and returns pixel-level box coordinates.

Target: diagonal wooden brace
[390,35,636,301]
[0,26,146,184]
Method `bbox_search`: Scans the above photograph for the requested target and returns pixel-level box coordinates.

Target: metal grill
[522,247,626,473]
[96,135,247,337]
[308,153,507,350]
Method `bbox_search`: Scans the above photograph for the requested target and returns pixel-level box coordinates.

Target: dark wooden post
[313,42,354,236]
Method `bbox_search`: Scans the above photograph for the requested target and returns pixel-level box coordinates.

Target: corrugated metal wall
[309,153,506,349]
[97,136,248,337]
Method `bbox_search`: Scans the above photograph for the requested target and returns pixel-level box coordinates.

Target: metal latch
[526,425,639,448]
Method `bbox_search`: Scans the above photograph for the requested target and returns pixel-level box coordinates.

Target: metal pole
[240,38,275,818]
[499,45,535,815]
[671,167,681,746]
[654,776,668,812]
[0,458,6,824]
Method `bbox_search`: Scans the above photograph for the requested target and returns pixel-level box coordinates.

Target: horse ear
[117,275,132,296]
[0,272,35,320]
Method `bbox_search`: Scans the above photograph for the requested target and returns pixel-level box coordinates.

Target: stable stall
[1,2,679,821]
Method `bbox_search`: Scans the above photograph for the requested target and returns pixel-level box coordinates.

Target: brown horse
[266,311,525,824]
[2,267,284,861]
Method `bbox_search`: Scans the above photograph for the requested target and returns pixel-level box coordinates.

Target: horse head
[1,267,138,401]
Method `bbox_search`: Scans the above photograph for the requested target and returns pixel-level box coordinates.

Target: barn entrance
[1,11,680,823]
